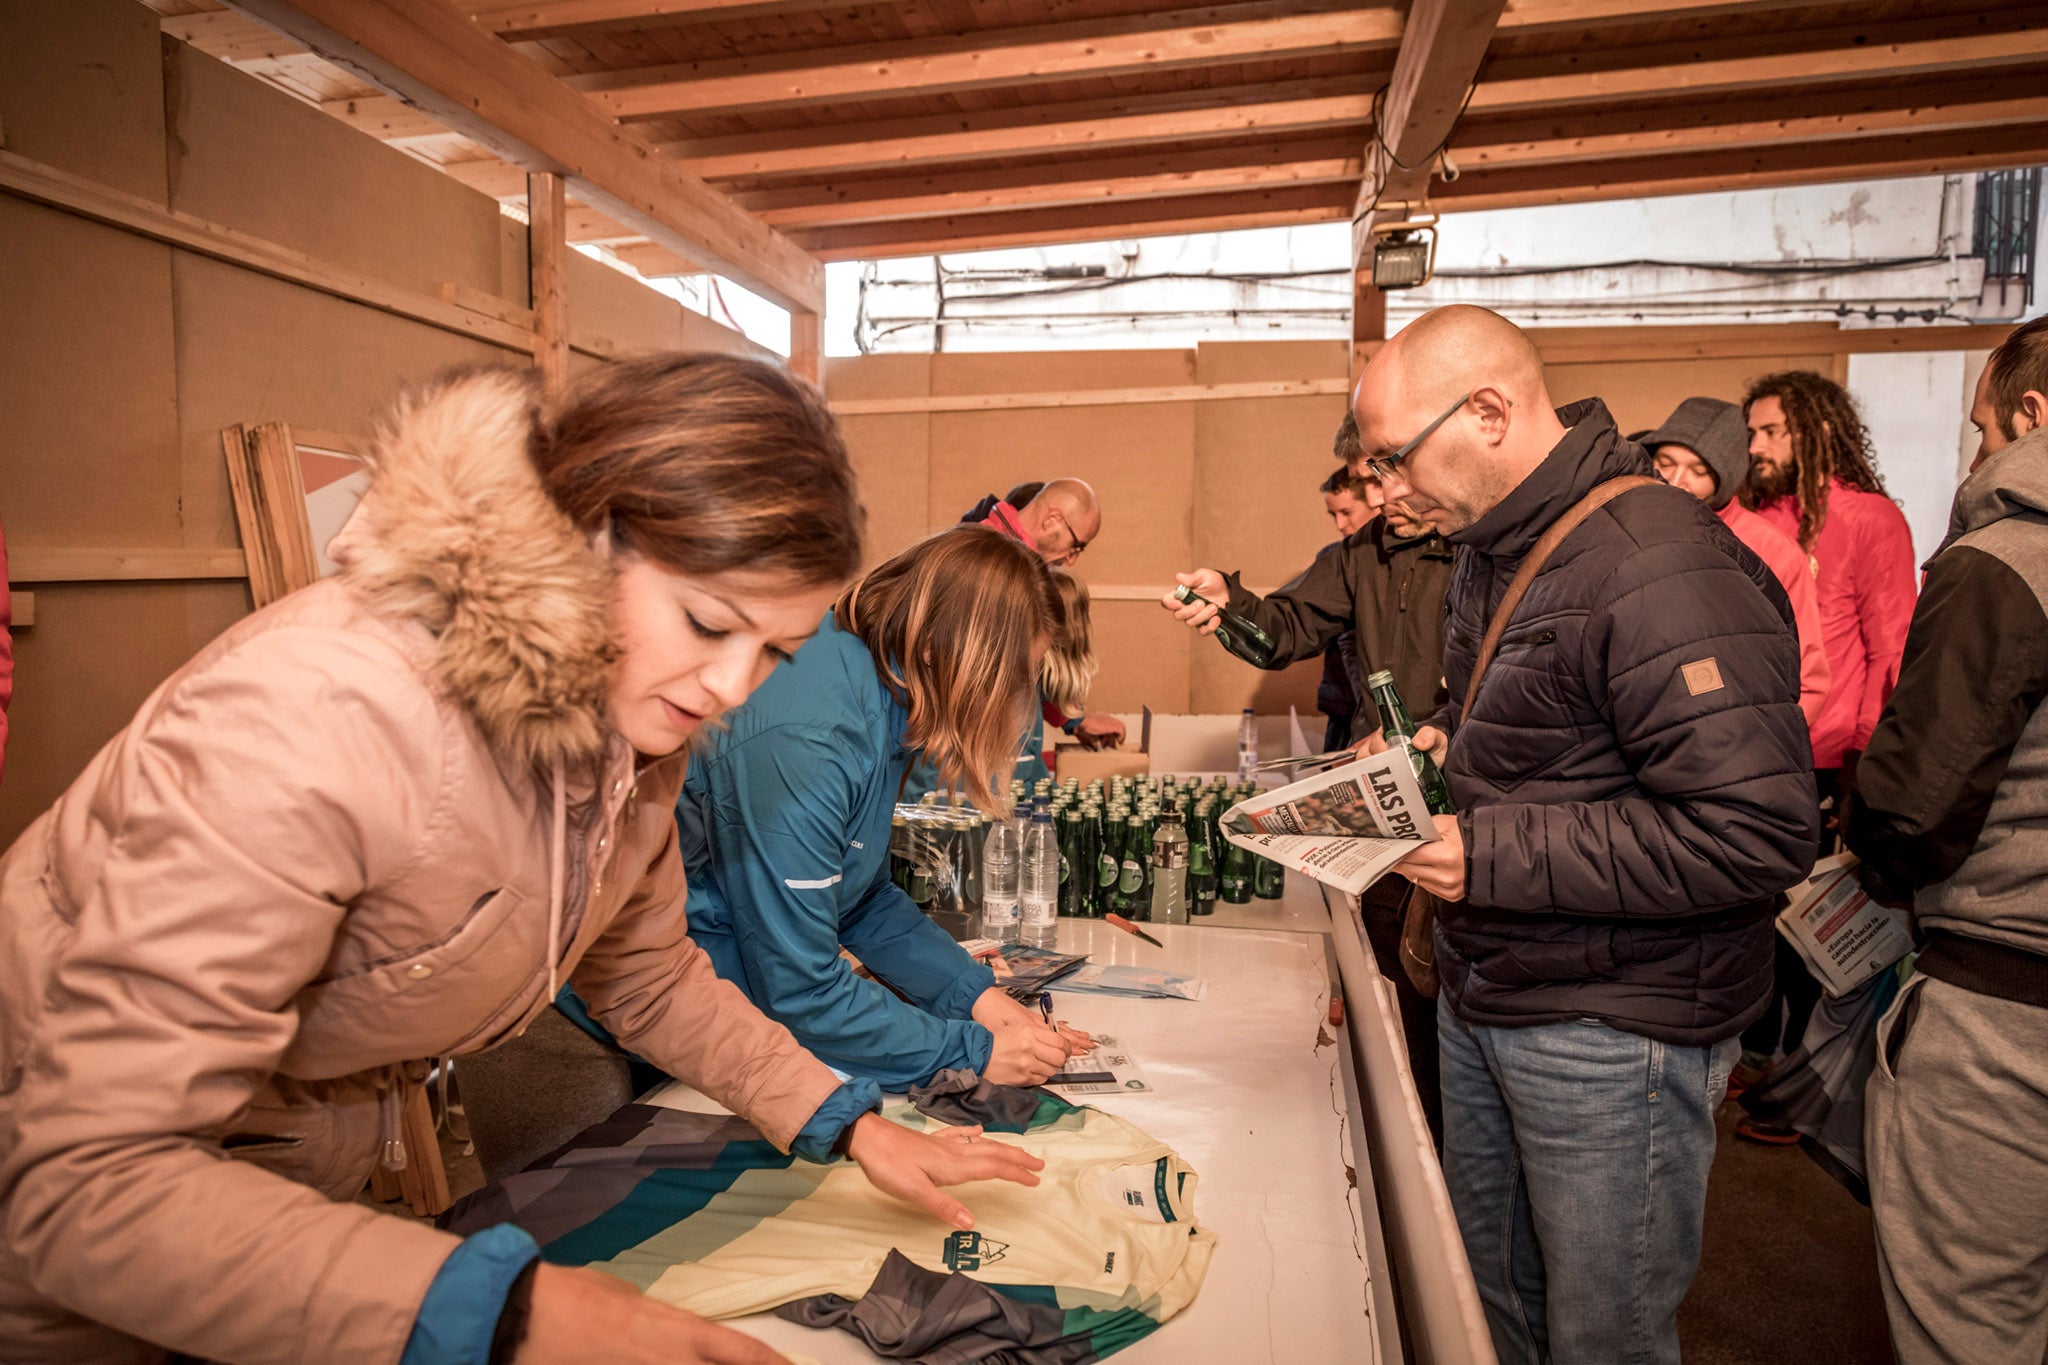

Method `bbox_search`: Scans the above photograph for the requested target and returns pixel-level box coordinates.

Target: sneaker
[1734,1115,1801,1146]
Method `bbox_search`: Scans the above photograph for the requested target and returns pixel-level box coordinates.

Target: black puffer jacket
[1432,400,1819,1046]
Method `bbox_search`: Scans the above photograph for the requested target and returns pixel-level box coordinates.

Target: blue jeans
[1438,996,1736,1365]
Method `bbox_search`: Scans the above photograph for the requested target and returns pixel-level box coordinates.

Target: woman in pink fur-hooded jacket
[0,358,1039,1365]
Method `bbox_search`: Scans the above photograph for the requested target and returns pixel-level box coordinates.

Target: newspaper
[1220,748,1440,896]
[1776,852,1915,998]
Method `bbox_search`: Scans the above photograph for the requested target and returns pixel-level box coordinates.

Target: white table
[704,914,1387,1363]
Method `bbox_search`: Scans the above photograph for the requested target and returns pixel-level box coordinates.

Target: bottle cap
[1366,668,1396,688]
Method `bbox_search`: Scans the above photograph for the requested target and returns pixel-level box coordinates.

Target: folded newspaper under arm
[1221,749,1440,896]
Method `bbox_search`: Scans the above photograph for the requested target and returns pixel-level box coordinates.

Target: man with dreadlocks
[1734,372,1917,1138]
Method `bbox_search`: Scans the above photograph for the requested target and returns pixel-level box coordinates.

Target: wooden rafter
[221,0,824,311]
[737,137,1365,228]
[1429,121,2048,215]
[468,0,850,39]
[1453,72,2048,173]
[1469,20,2048,117]
[577,3,1408,121]
[789,184,1354,262]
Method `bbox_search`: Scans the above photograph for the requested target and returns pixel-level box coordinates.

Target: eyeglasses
[1363,393,1471,481]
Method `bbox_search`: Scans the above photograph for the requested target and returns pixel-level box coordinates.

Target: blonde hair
[836,526,1064,812]
[1039,570,1097,719]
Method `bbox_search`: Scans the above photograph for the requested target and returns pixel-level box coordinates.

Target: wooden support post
[1352,268,1387,383]
[788,310,822,388]
[529,171,569,392]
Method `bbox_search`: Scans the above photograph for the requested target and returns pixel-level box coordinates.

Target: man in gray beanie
[1640,396,1833,1125]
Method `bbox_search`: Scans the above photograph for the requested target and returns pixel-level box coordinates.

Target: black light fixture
[1371,220,1438,290]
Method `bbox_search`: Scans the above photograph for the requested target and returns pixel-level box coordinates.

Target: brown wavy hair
[531,353,863,584]
[1739,370,1886,550]
[837,526,1065,812]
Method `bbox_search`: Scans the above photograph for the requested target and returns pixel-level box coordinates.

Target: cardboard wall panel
[1544,353,1841,437]
[1087,601,1190,715]
[162,39,505,301]
[0,0,167,199]
[566,250,687,357]
[840,415,931,568]
[0,201,182,548]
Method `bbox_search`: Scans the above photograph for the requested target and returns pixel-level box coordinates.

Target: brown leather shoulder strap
[1460,475,1662,725]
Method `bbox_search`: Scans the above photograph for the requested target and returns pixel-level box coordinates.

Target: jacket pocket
[290,886,542,1069]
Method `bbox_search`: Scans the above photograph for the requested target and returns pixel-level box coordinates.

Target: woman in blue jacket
[678,526,1093,1089]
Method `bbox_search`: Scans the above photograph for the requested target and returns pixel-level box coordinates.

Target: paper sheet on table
[1046,1032,1151,1095]
[1221,748,1439,896]
[1055,963,1208,1001]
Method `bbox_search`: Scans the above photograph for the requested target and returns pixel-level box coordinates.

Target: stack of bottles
[889,772,1289,940]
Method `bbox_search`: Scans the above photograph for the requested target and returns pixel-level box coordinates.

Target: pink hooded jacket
[0,371,843,1364]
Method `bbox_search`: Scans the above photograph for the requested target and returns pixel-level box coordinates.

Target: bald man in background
[971,478,1100,570]
[964,476,1123,750]
[1359,306,1817,1364]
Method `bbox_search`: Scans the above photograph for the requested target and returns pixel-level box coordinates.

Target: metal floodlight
[1371,223,1437,291]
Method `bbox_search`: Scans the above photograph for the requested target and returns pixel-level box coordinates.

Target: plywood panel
[566,248,687,355]
[169,255,516,597]
[0,584,198,851]
[679,307,776,362]
[0,0,167,200]
[162,40,506,303]
[1086,600,1190,716]
[0,200,183,548]
[930,349,1197,586]
[840,414,931,569]
[1542,352,1840,439]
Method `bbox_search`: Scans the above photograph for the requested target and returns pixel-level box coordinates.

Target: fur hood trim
[334,368,615,770]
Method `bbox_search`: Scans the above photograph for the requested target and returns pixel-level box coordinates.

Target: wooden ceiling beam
[736,136,1366,227]
[222,0,823,312]
[1431,122,2048,214]
[1469,19,2048,115]
[611,240,706,276]
[666,78,1377,181]
[1454,71,2048,172]
[468,0,851,40]
[789,183,1355,261]
[1353,0,1508,256]
[579,2,1408,120]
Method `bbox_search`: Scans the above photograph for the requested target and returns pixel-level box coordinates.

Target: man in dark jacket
[1845,316,2048,1365]
[1314,462,1375,752]
[1357,306,1818,1364]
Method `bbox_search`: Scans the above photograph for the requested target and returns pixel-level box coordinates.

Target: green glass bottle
[1172,584,1279,668]
[1116,814,1147,914]
[1253,846,1286,900]
[1074,805,1100,917]
[1057,807,1085,917]
[1098,813,1126,910]
[1218,832,1255,904]
[1186,799,1217,914]
[1366,668,1456,815]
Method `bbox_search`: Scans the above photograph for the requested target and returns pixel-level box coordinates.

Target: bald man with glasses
[1354,306,1816,1365]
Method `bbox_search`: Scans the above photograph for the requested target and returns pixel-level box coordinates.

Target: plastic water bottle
[1020,804,1060,948]
[1236,707,1259,782]
[981,814,1021,944]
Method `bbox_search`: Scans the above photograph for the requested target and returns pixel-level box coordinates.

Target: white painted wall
[1847,351,1976,565]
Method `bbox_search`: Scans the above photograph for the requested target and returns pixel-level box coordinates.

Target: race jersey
[445,1094,1215,1360]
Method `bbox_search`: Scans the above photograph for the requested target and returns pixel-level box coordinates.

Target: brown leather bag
[1397,474,1662,998]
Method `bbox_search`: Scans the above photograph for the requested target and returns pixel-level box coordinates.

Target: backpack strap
[1459,475,1662,726]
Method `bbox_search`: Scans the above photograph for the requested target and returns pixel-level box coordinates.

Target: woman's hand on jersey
[517,1262,790,1364]
[844,1113,1044,1231]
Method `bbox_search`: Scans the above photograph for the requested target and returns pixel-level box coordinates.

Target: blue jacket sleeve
[699,725,995,1089]
[839,871,997,1020]
[400,1224,539,1365]
[788,1077,885,1162]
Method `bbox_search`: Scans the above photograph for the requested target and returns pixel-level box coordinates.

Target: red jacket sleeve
[1854,497,1918,751]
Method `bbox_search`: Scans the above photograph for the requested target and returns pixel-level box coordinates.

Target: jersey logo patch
[943,1231,1009,1271]
[1681,657,1725,697]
